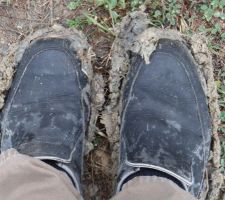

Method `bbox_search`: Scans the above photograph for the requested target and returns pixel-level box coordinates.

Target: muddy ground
[0,1,224,200]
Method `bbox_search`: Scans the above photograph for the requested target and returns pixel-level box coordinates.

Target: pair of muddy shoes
[0,37,211,198]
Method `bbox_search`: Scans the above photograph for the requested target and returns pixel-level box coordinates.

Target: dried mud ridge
[0,10,223,200]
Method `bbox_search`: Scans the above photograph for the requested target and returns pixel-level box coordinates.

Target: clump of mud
[103,10,223,200]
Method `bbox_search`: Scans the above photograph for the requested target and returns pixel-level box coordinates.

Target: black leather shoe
[117,39,211,197]
[1,38,90,192]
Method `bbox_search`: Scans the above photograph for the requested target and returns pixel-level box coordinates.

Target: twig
[0,13,46,22]
[90,153,94,186]
[50,0,53,26]
[105,42,114,66]
[0,26,22,35]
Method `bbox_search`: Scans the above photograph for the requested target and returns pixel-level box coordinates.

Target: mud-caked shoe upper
[117,39,211,197]
[0,38,90,189]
